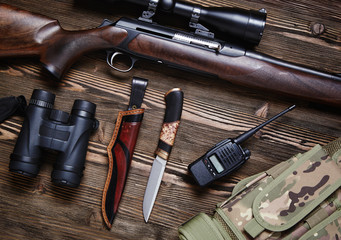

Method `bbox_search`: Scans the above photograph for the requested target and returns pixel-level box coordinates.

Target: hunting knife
[143,88,184,222]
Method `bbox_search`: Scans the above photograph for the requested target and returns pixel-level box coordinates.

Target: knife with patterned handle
[143,88,184,222]
[102,77,148,229]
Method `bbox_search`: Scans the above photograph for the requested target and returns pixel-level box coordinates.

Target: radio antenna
[234,105,296,144]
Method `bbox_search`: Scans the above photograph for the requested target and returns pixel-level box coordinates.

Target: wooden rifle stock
[0,4,128,79]
[127,34,341,106]
[0,4,340,106]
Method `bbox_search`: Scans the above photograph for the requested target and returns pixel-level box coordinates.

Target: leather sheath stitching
[101,108,144,228]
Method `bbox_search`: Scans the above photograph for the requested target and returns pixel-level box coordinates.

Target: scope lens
[244,9,267,45]
[199,7,266,46]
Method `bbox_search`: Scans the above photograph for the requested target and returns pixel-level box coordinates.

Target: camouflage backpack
[179,138,341,240]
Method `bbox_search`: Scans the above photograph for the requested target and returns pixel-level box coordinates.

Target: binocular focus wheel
[30,89,55,108]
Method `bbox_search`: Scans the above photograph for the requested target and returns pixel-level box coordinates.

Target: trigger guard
[107,52,136,73]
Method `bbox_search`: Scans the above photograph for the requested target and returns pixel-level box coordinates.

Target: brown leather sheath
[102,77,148,229]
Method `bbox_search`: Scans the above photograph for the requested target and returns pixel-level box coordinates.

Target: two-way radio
[188,105,296,187]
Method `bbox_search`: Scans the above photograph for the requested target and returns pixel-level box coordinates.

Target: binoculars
[108,0,267,46]
[9,89,99,187]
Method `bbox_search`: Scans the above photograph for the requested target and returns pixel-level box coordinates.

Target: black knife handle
[155,88,184,160]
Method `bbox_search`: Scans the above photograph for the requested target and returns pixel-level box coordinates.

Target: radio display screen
[208,154,224,173]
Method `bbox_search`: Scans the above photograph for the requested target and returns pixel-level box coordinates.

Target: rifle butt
[0,4,128,80]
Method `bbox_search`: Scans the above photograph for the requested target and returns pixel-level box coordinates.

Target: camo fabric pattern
[178,141,341,240]
[305,216,341,240]
[337,152,341,166]
[220,172,273,239]
[219,158,298,237]
[256,146,341,228]
[281,189,341,240]
[218,145,341,240]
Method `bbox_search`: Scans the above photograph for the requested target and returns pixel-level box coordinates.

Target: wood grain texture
[128,34,341,106]
[0,3,128,79]
[0,0,340,239]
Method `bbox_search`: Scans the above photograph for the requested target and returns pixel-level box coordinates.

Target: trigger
[107,52,136,73]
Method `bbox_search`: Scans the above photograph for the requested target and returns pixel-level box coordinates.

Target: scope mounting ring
[139,0,159,23]
[189,6,214,39]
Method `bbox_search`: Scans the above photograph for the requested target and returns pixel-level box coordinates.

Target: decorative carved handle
[155,88,184,160]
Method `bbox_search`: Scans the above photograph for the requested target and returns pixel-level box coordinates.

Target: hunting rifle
[0,1,340,106]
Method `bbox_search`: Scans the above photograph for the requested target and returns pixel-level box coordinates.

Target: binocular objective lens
[9,154,40,177]
[51,169,82,188]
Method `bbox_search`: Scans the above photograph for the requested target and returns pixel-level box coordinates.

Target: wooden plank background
[0,0,340,239]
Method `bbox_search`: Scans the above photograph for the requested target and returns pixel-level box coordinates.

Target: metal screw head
[311,23,325,36]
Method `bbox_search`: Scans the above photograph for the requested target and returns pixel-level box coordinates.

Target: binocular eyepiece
[109,0,267,46]
[9,89,99,188]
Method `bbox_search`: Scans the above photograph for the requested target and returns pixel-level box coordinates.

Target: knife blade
[143,88,184,222]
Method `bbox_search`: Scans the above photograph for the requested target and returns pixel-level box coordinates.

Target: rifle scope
[110,0,267,46]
